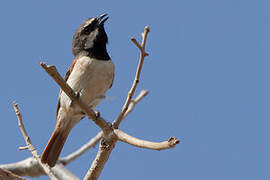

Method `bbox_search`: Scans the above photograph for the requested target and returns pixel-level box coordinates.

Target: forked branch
[113,26,150,129]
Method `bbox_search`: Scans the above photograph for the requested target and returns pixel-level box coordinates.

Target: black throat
[87,43,110,60]
[74,44,110,60]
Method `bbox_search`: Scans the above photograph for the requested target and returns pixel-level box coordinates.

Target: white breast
[60,56,114,113]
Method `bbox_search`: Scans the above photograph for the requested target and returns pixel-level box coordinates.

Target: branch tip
[40,62,46,68]
[115,129,179,151]
[141,89,149,94]
[168,137,180,146]
[18,146,29,150]
[145,26,150,32]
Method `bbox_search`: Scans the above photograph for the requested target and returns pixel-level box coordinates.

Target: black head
[72,14,110,60]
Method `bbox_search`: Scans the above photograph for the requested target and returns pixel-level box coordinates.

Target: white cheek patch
[85,29,98,49]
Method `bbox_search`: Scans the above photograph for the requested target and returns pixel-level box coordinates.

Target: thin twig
[18,146,29,150]
[113,26,150,129]
[141,26,150,50]
[123,90,149,119]
[115,129,179,150]
[131,38,144,53]
[0,168,26,180]
[12,102,57,180]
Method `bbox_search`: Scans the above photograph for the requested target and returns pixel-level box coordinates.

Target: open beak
[97,13,109,25]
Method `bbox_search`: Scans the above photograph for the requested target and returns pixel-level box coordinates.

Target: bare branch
[0,157,42,177]
[115,129,179,150]
[141,26,150,51]
[0,168,26,180]
[52,164,79,180]
[13,102,58,180]
[40,63,112,137]
[60,132,102,165]
[1,158,81,179]
[131,38,144,53]
[113,26,150,129]
[83,139,116,180]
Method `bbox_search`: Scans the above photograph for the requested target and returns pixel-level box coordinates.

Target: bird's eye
[83,25,93,34]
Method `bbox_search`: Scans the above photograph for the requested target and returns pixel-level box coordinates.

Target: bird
[41,14,114,167]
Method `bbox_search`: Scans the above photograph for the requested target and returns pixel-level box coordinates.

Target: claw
[94,110,100,121]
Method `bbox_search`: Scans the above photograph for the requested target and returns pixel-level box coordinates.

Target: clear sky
[0,0,269,179]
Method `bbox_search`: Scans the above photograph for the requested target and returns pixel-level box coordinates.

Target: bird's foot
[94,110,100,120]
[70,91,81,107]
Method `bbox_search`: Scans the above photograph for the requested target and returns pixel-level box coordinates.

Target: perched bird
[41,14,114,167]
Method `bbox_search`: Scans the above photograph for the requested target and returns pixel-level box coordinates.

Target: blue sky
[1,0,270,179]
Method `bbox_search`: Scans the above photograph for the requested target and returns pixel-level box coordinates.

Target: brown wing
[56,59,78,119]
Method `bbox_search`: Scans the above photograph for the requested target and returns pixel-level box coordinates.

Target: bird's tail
[41,125,71,167]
